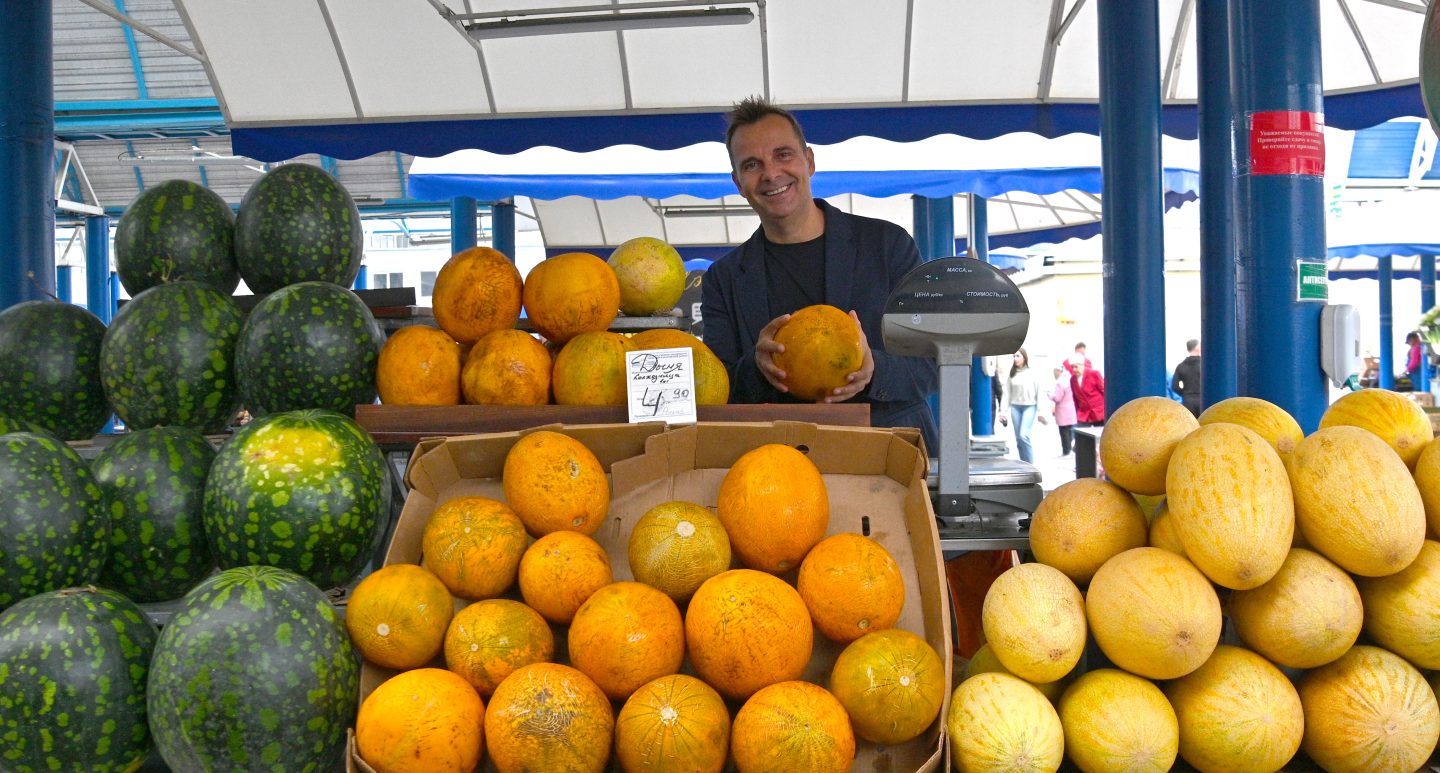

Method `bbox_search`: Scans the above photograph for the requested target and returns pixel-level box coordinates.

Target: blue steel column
[56,265,72,303]
[451,196,477,252]
[1421,254,1435,393]
[1379,255,1394,389]
[1,0,55,310]
[85,215,110,322]
[1197,0,1238,408]
[1098,0,1167,415]
[1233,0,1327,431]
[353,264,368,291]
[911,196,931,257]
[491,200,516,259]
[968,194,994,435]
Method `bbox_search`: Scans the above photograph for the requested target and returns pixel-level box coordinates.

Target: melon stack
[952,390,1440,773]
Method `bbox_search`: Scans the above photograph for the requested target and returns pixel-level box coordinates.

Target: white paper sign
[626,347,698,425]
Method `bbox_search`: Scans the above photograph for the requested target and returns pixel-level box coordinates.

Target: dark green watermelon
[203,410,388,589]
[114,178,239,296]
[234,164,362,294]
[148,566,358,773]
[0,586,158,773]
[0,432,109,610]
[100,280,243,433]
[0,300,111,440]
[93,426,217,602]
[235,280,383,417]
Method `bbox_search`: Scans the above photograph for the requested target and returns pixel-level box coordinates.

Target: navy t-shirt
[764,234,826,320]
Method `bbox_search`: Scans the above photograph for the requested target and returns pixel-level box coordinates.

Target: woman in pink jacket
[1048,366,1078,456]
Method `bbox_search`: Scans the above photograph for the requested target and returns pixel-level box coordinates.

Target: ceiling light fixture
[435,1,756,42]
[659,204,756,218]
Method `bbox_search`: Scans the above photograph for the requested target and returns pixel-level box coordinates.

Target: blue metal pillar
[108,272,119,320]
[1421,254,1435,393]
[353,264,369,291]
[1233,0,1327,430]
[1098,0,1167,415]
[56,265,72,303]
[451,196,477,252]
[968,193,994,434]
[492,200,516,260]
[85,215,111,322]
[1197,0,1238,409]
[1379,255,1394,390]
[1,0,55,310]
[911,196,932,257]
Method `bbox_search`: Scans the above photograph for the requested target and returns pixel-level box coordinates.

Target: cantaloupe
[1227,548,1362,669]
[1290,426,1426,577]
[1085,548,1222,680]
[1197,396,1303,471]
[1098,396,1199,495]
[1058,669,1178,773]
[1027,478,1148,585]
[1358,539,1440,669]
[1320,387,1434,470]
[1165,422,1293,590]
[1164,645,1304,773]
[980,563,1086,685]
[1299,645,1440,773]
[948,672,1063,773]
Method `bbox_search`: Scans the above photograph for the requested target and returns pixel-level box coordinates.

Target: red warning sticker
[1249,111,1325,176]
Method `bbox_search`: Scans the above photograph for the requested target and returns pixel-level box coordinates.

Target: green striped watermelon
[115,178,239,295]
[100,280,244,433]
[148,565,359,773]
[93,426,217,602]
[0,432,109,610]
[235,280,383,417]
[0,586,158,773]
[234,164,362,294]
[203,409,388,589]
[0,300,111,440]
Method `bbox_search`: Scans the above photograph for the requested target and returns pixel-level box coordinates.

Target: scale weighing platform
[882,257,1044,551]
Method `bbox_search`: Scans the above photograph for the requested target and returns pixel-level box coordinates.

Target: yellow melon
[1291,426,1426,577]
[1085,548,1222,680]
[608,236,686,316]
[1358,539,1440,669]
[961,643,1069,704]
[1197,396,1303,471]
[1165,422,1294,589]
[1299,645,1440,773]
[828,629,946,746]
[521,252,620,344]
[1411,437,1440,536]
[356,668,485,773]
[1227,547,1362,669]
[771,304,864,402]
[1028,478,1148,585]
[948,672,1064,773]
[1058,669,1178,773]
[1320,388,1434,470]
[1147,503,1187,557]
[1098,396,1199,495]
[551,330,633,406]
[980,562,1086,685]
[627,500,731,603]
[628,328,731,405]
[731,681,855,773]
[1165,645,1304,773]
[614,674,730,773]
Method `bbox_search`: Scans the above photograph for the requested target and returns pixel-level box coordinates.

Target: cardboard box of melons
[347,420,951,773]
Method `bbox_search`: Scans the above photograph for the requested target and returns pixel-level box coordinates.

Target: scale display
[885,259,1029,316]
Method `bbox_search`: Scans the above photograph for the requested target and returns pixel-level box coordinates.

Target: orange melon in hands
[522,252,619,344]
[485,662,614,773]
[731,681,856,773]
[684,569,812,701]
[716,443,829,573]
[796,533,904,643]
[518,530,613,624]
[356,668,485,773]
[376,325,463,406]
[615,674,730,773]
[431,246,523,345]
[568,581,686,701]
[462,328,551,405]
[443,598,554,698]
[422,496,529,600]
[502,430,610,536]
[345,563,454,670]
[772,304,864,401]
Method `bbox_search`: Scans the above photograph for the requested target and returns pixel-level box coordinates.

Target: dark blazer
[699,200,939,451]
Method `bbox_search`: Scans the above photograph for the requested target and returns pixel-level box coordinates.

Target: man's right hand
[755,313,791,393]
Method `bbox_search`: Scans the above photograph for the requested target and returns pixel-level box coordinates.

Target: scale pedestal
[882,257,1044,549]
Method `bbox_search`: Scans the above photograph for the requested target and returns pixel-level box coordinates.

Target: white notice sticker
[625,347,698,425]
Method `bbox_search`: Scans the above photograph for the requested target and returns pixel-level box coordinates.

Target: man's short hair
[1186,338,1200,352]
[724,95,807,167]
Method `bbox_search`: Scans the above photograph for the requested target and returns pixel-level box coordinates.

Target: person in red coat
[1069,355,1106,426]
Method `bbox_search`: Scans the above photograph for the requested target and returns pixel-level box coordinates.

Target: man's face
[729,114,816,226]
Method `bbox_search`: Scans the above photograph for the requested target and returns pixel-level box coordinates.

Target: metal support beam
[85,215,111,322]
[56,265,72,303]
[451,196,478,252]
[1198,0,1238,409]
[967,194,994,436]
[1421,254,1435,393]
[1380,255,1394,389]
[1099,0,1168,414]
[492,200,516,259]
[353,264,368,291]
[1,0,55,310]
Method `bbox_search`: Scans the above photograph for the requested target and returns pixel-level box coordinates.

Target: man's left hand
[825,310,874,403]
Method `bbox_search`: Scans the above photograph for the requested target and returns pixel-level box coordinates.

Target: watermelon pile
[0,300,111,440]
[115,178,239,295]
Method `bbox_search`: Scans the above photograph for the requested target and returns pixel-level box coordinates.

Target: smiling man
[699,96,939,452]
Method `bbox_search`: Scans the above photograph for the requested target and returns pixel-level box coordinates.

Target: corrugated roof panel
[54,1,140,102]
[1347,121,1421,178]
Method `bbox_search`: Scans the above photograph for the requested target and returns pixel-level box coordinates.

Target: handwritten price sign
[626,347,698,425]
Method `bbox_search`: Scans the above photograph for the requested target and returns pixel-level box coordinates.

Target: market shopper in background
[1406,331,1425,386]
[1049,365,1077,455]
[700,96,939,451]
[1170,338,1202,417]
[996,349,1042,463]
[1070,355,1106,426]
